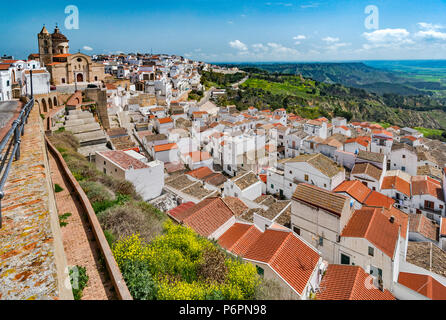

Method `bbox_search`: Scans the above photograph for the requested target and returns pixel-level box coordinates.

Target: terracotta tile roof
[188,151,211,162]
[292,183,349,217]
[186,166,214,180]
[411,176,444,201]
[168,202,196,222]
[381,176,411,197]
[99,150,148,170]
[441,217,446,237]
[352,163,382,181]
[382,207,409,239]
[154,143,178,152]
[222,197,249,217]
[157,117,173,124]
[0,64,11,70]
[316,265,395,300]
[218,223,263,256]
[53,53,72,58]
[341,207,399,258]
[243,229,321,295]
[334,180,372,203]
[287,153,344,178]
[232,172,260,190]
[408,213,439,242]
[363,191,395,209]
[203,173,227,186]
[357,150,385,164]
[345,136,371,148]
[179,198,235,237]
[398,272,446,300]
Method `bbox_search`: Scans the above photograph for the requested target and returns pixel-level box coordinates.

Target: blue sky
[1,0,446,62]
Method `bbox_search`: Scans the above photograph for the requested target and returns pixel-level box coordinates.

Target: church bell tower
[38,25,53,66]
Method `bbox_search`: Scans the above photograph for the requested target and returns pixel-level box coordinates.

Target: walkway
[48,151,116,300]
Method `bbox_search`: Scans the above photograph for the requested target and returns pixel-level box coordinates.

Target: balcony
[419,205,443,216]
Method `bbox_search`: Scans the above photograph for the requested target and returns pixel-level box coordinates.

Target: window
[104,161,106,165]
[341,254,350,265]
[402,155,406,159]
[402,166,406,172]
[425,200,435,210]
[103,168,106,174]
[271,184,274,189]
[368,246,374,257]
[304,174,309,182]
[256,266,264,277]
[293,226,300,235]
[318,236,324,247]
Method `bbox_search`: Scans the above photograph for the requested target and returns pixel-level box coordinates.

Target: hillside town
[2,25,446,301]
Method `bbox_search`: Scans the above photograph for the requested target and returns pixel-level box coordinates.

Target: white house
[390,143,418,176]
[152,143,179,163]
[224,171,263,201]
[95,150,164,201]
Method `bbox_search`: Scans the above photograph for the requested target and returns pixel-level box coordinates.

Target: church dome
[51,26,68,42]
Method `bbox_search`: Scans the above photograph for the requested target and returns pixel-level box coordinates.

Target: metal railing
[0,96,35,228]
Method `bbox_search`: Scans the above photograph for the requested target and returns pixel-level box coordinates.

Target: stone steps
[64,117,97,127]
[65,123,101,134]
[74,131,107,146]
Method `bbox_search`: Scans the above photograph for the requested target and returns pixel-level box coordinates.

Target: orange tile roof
[382,206,408,239]
[168,202,196,222]
[381,176,411,197]
[363,191,395,209]
[316,265,395,300]
[408,213,439,242]
[411,176,444,200]
[153,143,178,152]
[345,136,371,148]
[334,180,372,203]
[0,64,11,70]
[53,53,72,58]
[180,198,235,237]
[158,117,173,124]
[99,150,148,170]
[341,207,399,258]
[186,166,214,180]
[441,217,446,237]
[398,272,446,300]
[188,151,211,162]
[243,229,321,296]
[218,223,263,256]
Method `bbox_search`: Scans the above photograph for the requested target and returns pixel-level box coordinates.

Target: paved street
[0,100,20,143]
[0,100,19,129]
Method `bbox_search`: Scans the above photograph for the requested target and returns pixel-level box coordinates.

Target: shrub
[119,260,157,300]
[59,212,72,227]
[80,180,115,203]
[99,202,164,243]
[112,223,262,301]
[104,229,116,247]
[54,184,64,193]
[69,266,89,300]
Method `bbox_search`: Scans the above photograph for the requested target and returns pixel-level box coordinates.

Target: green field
[414,127,444,137]
[241,78,316,99]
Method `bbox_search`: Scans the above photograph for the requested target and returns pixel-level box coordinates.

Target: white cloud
[83,46,93,51]
[415,30,446,41]
[362,28,413,49]
[293,35,306,40]
[301,3,319,8]
[417,22,444,31]
[322,36,340,43]
[252,43,269,52]
[267,42,299,55]
[229,40,248,51]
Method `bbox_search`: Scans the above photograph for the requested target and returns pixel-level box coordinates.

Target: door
[77,73,84,82]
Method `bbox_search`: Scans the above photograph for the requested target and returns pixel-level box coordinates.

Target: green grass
[69,266,89,300]
[414,127,444,137]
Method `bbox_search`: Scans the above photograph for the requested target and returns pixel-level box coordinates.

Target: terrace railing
[0,96,35,228]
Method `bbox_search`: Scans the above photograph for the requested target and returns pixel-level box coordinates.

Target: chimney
[389,216,395,224]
